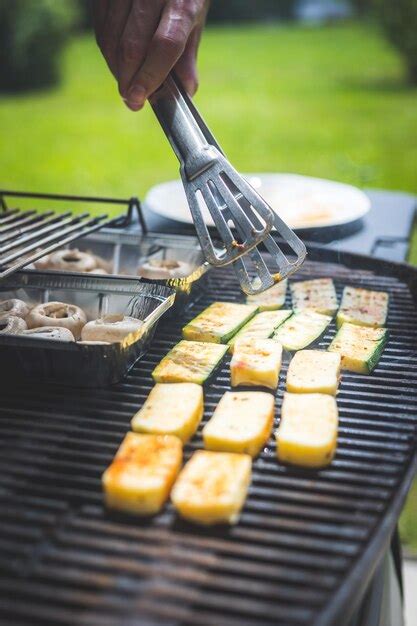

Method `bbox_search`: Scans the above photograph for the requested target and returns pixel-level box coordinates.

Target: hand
[93,0,209,111]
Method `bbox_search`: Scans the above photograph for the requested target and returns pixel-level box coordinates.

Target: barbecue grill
[0,236,416,625]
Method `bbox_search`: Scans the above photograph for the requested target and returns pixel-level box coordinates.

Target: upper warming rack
[0,190,144,281]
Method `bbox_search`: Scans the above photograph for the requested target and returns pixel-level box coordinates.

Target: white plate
[144,173,371,231]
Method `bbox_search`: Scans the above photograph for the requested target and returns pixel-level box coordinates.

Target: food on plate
[102,433,182,515]
[228,310,292,353]
[230,337,282,389]
[290,278,338,316]
[0,316,27,335]
[152,340,227,384]
[81,314,143,343]
[0,298,30,321]
[203,391,274,457]
[23,327,75,342]
[131,383,204,443]
[182,301,258,344]
[286,350,341,395]
[328,322,388,374]
[171,449,251,525]
[273,310,331,351]
[26,301,87,340]
[336,286,389,329]
[138,259,192,280]
[246,279,287,310]
[276,392,338,468]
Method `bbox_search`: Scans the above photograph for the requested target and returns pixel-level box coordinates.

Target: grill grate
[0,252,416,626]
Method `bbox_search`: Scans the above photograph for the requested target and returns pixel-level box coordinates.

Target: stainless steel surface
[150,73,306,294]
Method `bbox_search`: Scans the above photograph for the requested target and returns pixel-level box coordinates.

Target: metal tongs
[150,74,306,295]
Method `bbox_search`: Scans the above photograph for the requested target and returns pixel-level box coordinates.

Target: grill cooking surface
[0,255,416,626]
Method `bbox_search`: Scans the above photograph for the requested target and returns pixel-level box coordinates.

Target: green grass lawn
[1,21,416,202]
[1,20,416,549]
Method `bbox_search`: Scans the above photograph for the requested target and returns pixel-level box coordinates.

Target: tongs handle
[150,74,220,180]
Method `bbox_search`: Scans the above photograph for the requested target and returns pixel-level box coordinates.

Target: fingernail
[128,85,146,106]
[124,99,144,112]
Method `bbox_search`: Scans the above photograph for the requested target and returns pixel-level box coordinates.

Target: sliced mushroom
[23,327,75,342]
[0,316,27,335]
[47,249,97,273]
[0,298,30,321]
[26,301,87,340]
[138,259,192,280]
[81,314,143,343]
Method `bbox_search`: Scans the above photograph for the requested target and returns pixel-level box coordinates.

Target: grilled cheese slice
[230,337,282,390]
[286,350,341,395]
[228,310,292,353]
[203,391,274,457]
[171,450,252,525]
[337,286,389,328]
[152,340,227,384]
[131,383,203,443]
[246,280,287,310]
[102,433,182,515]
[276,393,338,468]
[182,302,258,343]
[290,278,338,316]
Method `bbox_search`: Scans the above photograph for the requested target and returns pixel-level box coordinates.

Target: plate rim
[143,172,371,231]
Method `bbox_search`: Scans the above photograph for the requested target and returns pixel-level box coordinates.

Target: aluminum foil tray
[0,271,175,387]
[38,231,210,315]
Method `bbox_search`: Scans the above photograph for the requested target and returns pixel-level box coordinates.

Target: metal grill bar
[0,252,416,626]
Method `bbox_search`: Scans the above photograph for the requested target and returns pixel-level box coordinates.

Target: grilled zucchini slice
[131,383,204,442]
[286,350,341,395]
[203,391,274,457]
[273,310,331,351]
[231,337,282,390]
[182,301,258,344]
[290,278,338,316]
[152,340,227,384]
[337,286,389,329]
[102,433,182,515]
[171,449,252,525]
[246,280,287,311]
[276,393,338,468]
[228,310,292,353]
[328,322,388,374]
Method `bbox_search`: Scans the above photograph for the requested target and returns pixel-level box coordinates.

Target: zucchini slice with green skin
[328,323,388,374]
[228,310,292,353]
[152,340,228,384]
[291,278,338,316]
[273,310,332,351]
[336,286,389,329]
[182,302,258,344]
[246,280,287,311]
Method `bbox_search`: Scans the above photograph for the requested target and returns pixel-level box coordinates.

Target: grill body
[0,245,416,626]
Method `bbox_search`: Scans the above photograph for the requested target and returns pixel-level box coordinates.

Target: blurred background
[0,0,416,554]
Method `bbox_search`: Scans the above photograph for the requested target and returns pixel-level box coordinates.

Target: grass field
[1,22,416,200]
[0,20,416,549]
